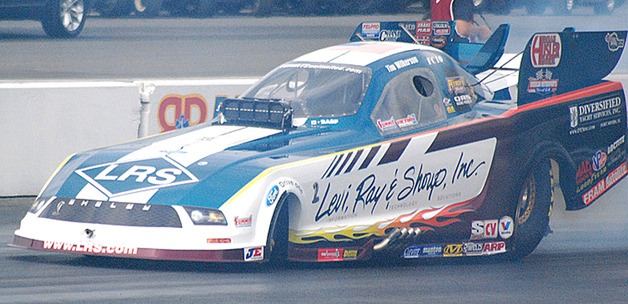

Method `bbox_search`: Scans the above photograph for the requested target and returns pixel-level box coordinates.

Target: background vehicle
[0,0,90,38]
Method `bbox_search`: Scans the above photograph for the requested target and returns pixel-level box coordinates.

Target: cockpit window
[241,63,372,119]
[371,68,446,135]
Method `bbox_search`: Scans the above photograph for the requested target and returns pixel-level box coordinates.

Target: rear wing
[350,21,509,75]
[517,29,626,105]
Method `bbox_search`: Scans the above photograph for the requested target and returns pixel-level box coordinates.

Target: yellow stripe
[221,141,388,207]
[37,153,75,198]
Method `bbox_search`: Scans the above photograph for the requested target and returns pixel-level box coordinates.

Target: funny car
[12,23,627,263]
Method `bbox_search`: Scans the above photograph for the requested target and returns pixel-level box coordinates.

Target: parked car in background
[0,0,90,38]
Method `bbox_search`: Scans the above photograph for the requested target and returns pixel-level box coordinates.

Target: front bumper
[12,235,245,262]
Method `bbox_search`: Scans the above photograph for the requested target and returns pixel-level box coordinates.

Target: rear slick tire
[510,159,553,259]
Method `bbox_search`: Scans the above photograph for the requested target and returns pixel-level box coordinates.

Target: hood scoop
[217,98,294,131]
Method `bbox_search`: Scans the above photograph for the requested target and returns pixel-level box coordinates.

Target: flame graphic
[291,190,486,244]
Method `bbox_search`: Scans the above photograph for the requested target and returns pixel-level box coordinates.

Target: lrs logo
[75,156,199,198]
[244,247,264,261]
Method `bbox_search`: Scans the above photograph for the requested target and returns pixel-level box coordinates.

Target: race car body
[13,25,627,263]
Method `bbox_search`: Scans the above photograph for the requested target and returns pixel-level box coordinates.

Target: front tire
[266,202,290,264]
[510,159,553,259]
[41,0,86,38]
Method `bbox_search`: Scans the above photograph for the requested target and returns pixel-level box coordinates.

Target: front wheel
[41,0,87,38]
[510,159,553,259]
[265,202,290,264]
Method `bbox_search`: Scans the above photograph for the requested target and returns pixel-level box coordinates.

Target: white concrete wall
[0,79,258,196]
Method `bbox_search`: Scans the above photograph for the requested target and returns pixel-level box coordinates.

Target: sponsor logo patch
[530,33,561,68]
[244,247,264,261]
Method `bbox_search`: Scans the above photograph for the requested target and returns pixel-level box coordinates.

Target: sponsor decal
[447,76,476,106]
[318,248,344,262]
[530,33,561,68]
[343,249,358,260]
[421,245,443,257]
[527,69,559,94]
[403,246,422,259]
[380,30,402,41]
[432,21,451,36]
[75,157,199,198]
[207,238,231,243]
[265,185,280,206]
[395,114,418,128]
[377,116,396,130]
[158,94,208,133]
[482,241,506,255]
[244,247,264,261]
[605,32,625,52]
[234,215,252,228]
[311,118,339,126]
[498,216,514,239]
[463,242,484,256]
[591,150,607,172]
[443,98,456,113]
[576,160,593,185]
[361,22,380,39]
[608,135,625,155]
[471,216,513,240]
[43,240,138,255]
[416,35,431,46]
[582,162,627,205]
[431,35,447,48]
[416,21,431,35]
[398,22,416,32]
[443,244,463,257]
[312,138,495,223]
[569,95,623,135]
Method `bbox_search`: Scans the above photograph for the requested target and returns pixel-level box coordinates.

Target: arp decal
[75,156,199,198]
[530,33,561,68]
[482,241,506,255]
[158,94,209,133]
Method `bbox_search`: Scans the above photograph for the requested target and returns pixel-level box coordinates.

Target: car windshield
[241,62,372,119]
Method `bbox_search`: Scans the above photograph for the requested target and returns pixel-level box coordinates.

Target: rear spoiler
[517,29,626,105]
[350,21,509,74]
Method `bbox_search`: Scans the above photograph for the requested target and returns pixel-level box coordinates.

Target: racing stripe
[73,125,281,203]
[378,138,411,165]
[358,145,381,170]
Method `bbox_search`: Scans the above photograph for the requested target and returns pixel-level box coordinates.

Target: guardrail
[0,78,258,196]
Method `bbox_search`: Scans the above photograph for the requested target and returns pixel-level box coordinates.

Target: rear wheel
[510,159,554,259]
[41,0,86,38]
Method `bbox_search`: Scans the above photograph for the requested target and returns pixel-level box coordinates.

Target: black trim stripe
[325,154,344,179]
[321,155,339,179]
[359,146,380,170]
[334,152,353,176]
[344,149,363,174]
[378,138,411,165]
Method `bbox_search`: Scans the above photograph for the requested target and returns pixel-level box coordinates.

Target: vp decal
[75,156,199,198]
